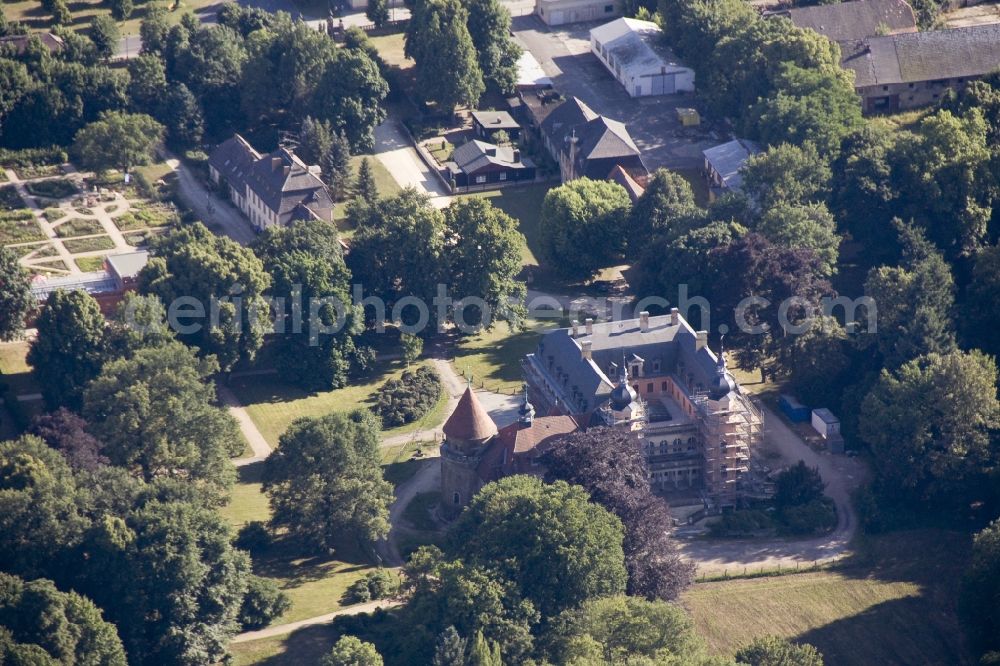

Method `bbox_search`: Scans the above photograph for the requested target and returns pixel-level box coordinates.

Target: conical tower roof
[444,386,498,442]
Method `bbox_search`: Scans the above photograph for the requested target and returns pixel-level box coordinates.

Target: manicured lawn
[461,182,553,267]
[0,342,39,396]
[332,156,402,230]
[381,440,438,486]
[0,210,45,245]
[683,530,971,665]
[3,0,219,47]
[230,360,447,448]
[230,625,342,666]
[54,217,104,238]
[75,256,107,272]
[62,234,115,253]
[25,178,77,200]
[451,318,558,394]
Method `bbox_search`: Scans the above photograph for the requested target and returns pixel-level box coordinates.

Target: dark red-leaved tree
[540,427,695,600]
[30,408,108,471]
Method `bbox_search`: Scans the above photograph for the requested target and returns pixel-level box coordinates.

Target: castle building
[523,309,763,509]
[440,386,580,519]
[440,310,764,517]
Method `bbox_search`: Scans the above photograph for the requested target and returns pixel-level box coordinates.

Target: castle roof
[443,387,498,442]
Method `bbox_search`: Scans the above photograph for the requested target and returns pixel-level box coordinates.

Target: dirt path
[677,404,866,575]
[221,385,273,467]
[231,599,403,644]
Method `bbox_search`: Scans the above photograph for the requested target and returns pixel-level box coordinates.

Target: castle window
[453,492,460,505]
[652,360,661,373]
[646,383,653,393]
[662,381,668,391]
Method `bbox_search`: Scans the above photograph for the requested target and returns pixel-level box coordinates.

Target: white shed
[811,408,841,439]
[589,18,695,97]
[536,0,621,26]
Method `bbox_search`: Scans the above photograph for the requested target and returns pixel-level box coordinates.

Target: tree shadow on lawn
[252,535,374,588]
[796,529,974,665]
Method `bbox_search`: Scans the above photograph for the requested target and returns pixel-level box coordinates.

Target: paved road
[160,149,257,246]
[677,404,866,575]
[372,120,453,208]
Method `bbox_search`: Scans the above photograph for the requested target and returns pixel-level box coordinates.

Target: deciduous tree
[254,219,363,391]
[0,572,127,665]
[27,289,108,410]
[89,14,120,60]
[30,408,107,471]
[405,0,484,113]
[860,350,1000,502]
[139,222,271,373]
[72,111,164,173]
[735,636,824,666]
[546,596,720,665]
[321,636,384,666]
[0,436,87,579]
[449,475,627,618]
[466,0,520,93]
[754,201,840,276]
[0,246,32,341]
[541,428,695,601]
[627,168,699,256]
[960,519,1000,662]
[443,198,526,328]
[262,410,393,553]
[83,342,240,497]
[539,178,631,281]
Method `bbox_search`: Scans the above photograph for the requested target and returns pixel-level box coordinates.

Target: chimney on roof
[696,330,708,351]
[585,318,594,336]
[308,165,322,177]
[670,307,679,325]
[271,157,282,171]
[639,311,649,332]
[571,320,579,337]
[581,340,592,360]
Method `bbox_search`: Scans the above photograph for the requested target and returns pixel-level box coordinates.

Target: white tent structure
[590,18,694,97]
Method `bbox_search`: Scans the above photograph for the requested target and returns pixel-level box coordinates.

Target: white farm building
[590,17,694,97]
[536,0,621,26]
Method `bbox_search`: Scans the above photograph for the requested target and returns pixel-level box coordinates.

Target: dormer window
[652,360,661,373]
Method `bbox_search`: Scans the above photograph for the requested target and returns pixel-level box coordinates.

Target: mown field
[683,529,973,665]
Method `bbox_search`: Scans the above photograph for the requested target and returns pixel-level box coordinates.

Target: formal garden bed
[0,185,24,210]
[28,259,69,276]
[123,230,158,247]
[17,242,58,260]
[54,218,104,238]
[0,146,67,180]
[25,178,78,200]
[62,235,116,254]
[0,210,44,245]
[75,256,107,272]
[115,203,179,231]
